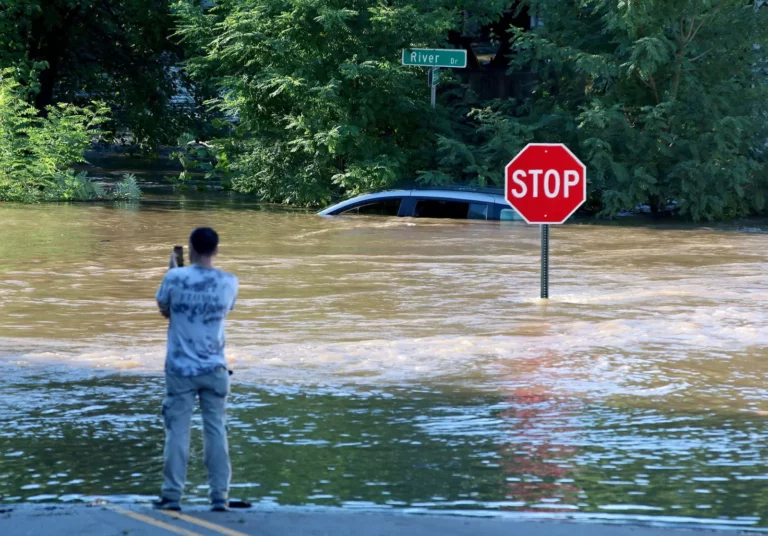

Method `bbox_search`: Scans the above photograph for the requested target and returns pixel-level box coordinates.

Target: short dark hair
[190,227,219,256]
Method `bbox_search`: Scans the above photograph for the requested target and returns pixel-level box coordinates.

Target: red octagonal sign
[505,143,587,224]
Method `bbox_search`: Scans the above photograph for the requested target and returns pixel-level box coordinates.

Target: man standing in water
[154,227,239,512]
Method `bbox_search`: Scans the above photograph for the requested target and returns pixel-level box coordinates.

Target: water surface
[1,196,768,528]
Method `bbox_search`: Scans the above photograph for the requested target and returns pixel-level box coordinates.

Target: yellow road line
[155,509,250,536]
[107,505,204,536]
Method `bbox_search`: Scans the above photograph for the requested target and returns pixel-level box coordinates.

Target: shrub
[0,69,140,202]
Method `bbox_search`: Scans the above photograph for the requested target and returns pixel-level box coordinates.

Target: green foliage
[3,0,763,220]
[0,70,141,202]
[170,133,233,191]
[425,1,768,221]
[43,171,141,202]
[420,90,539,188]
[175,0,460,206]
[113,174,142,200]
[0,0,207,149]
[501,0,768,221]
[43,171,105,201]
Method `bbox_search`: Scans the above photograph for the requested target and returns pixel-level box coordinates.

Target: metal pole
[541,224,549,299]
[430,67,438,109]
[430,82,436,109]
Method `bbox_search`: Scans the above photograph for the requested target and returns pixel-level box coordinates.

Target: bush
[0,70,141,202]
[169,133,233,192]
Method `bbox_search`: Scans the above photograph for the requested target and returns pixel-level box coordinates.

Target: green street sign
[402,48,467,68]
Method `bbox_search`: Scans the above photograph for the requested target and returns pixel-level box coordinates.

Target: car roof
[318,189,507,215]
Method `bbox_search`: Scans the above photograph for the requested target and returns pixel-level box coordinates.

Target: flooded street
[2,195,768,529]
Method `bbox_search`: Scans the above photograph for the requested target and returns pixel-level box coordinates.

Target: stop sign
[504,143,587,224]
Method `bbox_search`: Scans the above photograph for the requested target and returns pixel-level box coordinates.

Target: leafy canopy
[175,0,460,205]
[432,0,768,220]
[0,0,200,148]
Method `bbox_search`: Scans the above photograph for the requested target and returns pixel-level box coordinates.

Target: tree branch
[647,75,660,104]
[637,71,661,104]
[688,15,709,42]
[689,48,712,62]
[679,15,685,40]
[686,0,700,40]
[686,14,696,41]
[688,1,721,43]
[671,49,683,101]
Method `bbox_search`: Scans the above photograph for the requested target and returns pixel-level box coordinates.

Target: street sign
[504,143,587,225]
[402,49,467,68]
[402,48,466,109]
[504,143,587,300]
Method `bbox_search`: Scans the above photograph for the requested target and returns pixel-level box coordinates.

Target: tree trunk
[28,4,73,116]
[34,60,56,115]
[670,50,683,102]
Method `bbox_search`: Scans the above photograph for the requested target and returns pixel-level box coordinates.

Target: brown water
[2,195,768,529]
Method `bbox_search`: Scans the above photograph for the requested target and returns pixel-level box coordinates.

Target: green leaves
[0,70,139,202]
[621,36,674,82]
[423,102,537,188]
[0,0,202,149]
[170,135,234,191]
[175,0,456,205]
[503,0,768,220]
[1,0,758,219]
[113,174,142,200]
[421,0,768,221]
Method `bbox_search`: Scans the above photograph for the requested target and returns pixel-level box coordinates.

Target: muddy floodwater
[2,195,768,529]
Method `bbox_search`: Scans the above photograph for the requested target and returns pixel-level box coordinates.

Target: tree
[0,0,200,148]
[432,0,768,221]
[175,0,463,205]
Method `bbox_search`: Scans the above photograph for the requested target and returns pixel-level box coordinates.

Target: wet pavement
[1,504,761,536]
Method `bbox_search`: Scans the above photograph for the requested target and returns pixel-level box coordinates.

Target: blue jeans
[161,368,231,503]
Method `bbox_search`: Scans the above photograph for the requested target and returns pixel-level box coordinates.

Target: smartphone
[173,245,185,268]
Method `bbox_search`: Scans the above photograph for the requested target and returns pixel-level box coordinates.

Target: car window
[467,203,489,220]
[414,199,469,218]
[340,198,402,216]
[414,199,491,219]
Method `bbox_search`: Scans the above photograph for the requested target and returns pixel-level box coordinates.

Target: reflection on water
[2,195,768,528]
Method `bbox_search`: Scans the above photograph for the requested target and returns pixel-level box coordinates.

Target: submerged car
[318,188,524,221]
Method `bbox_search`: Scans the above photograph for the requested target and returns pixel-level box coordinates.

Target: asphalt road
[0,504,762,536]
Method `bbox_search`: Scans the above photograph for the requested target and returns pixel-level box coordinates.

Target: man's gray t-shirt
[156,266,239,377]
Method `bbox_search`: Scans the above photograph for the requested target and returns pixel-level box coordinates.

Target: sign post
[402,48,467,109]
[540,224,549,299]
[503,143,587,299]
[429,67,438,109]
